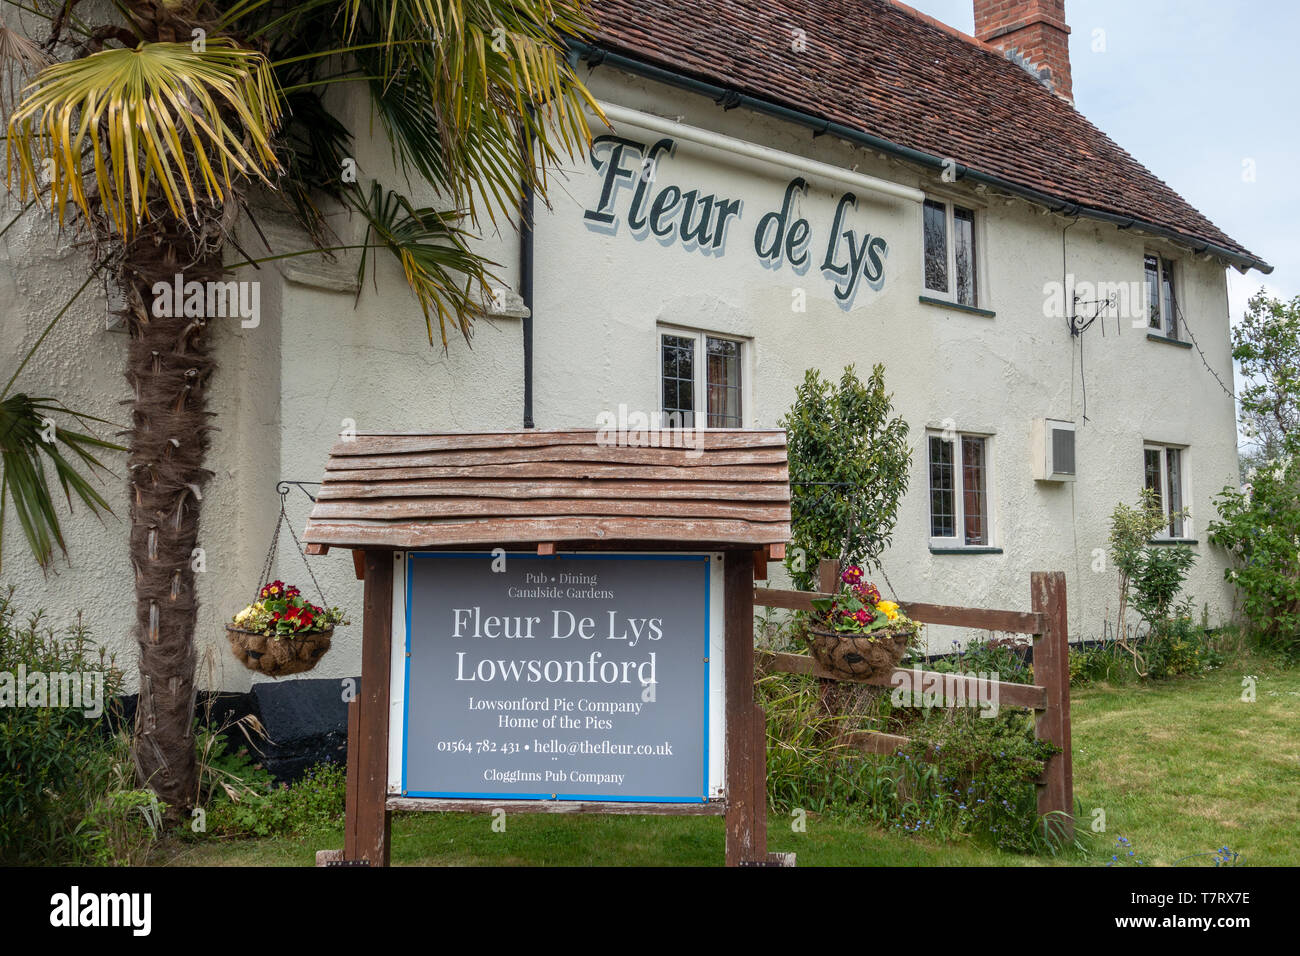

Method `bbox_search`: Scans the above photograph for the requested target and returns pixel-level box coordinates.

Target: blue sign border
[401,551,712,803]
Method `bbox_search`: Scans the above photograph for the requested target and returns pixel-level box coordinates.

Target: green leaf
[347,181,495,349]
[0,394,123,573]
[6,40,283,235]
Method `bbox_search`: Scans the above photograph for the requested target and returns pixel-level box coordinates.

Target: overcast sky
[904,0,1297,328]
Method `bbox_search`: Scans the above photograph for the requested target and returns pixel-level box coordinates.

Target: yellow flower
[877,600,900,621]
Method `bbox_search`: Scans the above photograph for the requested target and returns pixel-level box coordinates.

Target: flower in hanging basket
[805,564,922,680]
[231,582,348,638]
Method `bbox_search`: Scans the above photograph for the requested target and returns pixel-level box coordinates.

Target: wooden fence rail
[753,559,1073,840]
[757,649,1049,711]
[754,587,1045,635]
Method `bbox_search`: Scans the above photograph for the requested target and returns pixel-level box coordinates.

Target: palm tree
[2,0,600,816]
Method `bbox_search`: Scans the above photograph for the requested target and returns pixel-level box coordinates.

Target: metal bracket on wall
[277,480,321,503]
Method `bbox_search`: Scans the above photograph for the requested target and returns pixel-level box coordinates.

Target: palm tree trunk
[121,217,221,817]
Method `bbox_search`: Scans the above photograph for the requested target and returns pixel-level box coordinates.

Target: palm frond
[347,181,496,349]
[0,17,54,117]
[0,393,123,573]
[273,87,353,244]
[6,39,283,235]
[344,0,603,225]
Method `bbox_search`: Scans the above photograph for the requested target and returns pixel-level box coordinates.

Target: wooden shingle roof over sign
[302,430,791,551]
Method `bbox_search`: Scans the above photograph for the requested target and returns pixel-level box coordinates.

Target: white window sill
[928,542,1003,555]
[918,294,996,319]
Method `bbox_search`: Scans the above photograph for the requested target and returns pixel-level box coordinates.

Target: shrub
[1129,545,1197,626]
[1108,491,1195,635]
[1209,291,1300,655]
[759,669,1061,853]
[0,590,125,863]
[1069,644,1135,687]
[1210,455,1300,656]
[1073,602,1224,685]
[930,636,1033,685]
[781,364,911,590]
[84,780,167,866]
[1142,605,1223,680]
[904,709,1061,853]
[207,760,346,838]
[759,672,894,816]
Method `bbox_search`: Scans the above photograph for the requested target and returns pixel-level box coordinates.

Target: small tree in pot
[780,364,912,591]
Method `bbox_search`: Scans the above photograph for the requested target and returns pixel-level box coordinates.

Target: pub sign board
[387,551,727,803]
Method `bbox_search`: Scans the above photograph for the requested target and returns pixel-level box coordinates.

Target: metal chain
[254,492,284,603]
[285,502,329,608]
[253,484,329,608]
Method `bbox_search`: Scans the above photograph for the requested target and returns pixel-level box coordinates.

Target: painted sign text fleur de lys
[583,136,889,309]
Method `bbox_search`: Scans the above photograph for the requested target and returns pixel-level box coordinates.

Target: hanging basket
[226,624,333,678]
[804,624,913,681]
[228,482,344,678]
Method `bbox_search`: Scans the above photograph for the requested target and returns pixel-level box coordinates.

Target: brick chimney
[974,0,1073,102]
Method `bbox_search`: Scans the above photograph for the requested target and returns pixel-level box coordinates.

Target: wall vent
[1032,418,1076,482]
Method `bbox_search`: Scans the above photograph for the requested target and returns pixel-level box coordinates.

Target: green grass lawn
[167,657,1298,867]
[1069,659,1299,867]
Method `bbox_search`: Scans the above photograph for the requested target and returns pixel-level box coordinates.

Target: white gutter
[596,101,925,205]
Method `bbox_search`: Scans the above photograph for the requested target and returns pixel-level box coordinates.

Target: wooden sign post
[303,429,791,867]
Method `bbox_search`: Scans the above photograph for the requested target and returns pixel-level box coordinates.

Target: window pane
[961,436,988,546]
[929,436,955,538]
[1144,448,1163,515]
[1145,255,1162,330]
[1161,259,1178,339]
[954,206,977,307]
[661,334,694,428]
[1166,447,1183,537]
[923,200,949,293]
[705,337,742,428]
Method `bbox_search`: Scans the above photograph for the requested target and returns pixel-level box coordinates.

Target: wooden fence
[753,560,1074,840]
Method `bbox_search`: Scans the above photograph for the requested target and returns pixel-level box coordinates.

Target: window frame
[1143,441,1191,539]
[922,196,982,309]
[657,325,749,429]
[1144,253,1180,340]
[927,428,996,550]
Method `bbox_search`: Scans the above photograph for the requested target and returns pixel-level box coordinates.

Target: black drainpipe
[521,176,535,429]
[521,113,536,429]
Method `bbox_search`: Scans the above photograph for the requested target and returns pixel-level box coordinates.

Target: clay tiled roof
[302,430,791,550]
[580,0,1268,271]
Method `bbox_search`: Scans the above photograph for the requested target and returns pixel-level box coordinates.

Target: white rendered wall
[0,63,1245,689]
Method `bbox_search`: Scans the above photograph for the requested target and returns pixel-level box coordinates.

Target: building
[0,0,1269,714]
